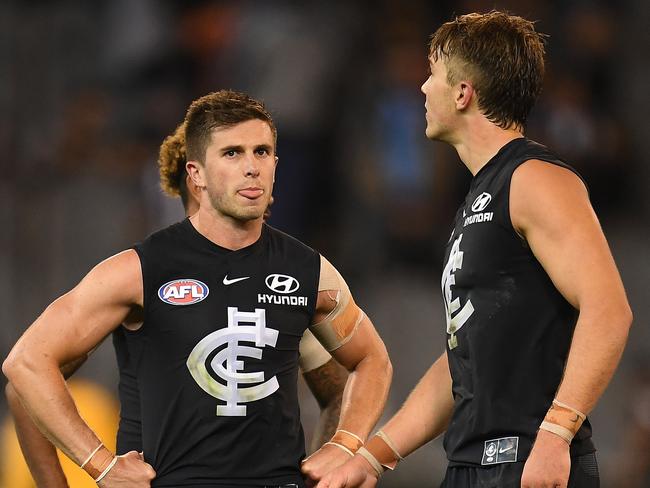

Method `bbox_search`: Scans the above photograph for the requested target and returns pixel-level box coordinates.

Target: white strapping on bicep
[298,329,332,372]
[310,255,364,351]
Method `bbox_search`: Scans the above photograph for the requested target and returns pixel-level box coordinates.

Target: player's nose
[243,153,260,178]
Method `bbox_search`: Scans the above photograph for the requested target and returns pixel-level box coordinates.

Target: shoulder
[511,159,590,237]
[512,158,586,188]
[92,249,142,276]
[79,249,143,307]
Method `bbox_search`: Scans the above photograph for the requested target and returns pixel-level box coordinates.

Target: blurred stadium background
[1,0,648,486]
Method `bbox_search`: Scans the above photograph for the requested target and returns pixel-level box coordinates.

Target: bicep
[328,314,386,371]
[309,255,365,352]
[309,255,372,369]
[511,161,626,310]
[10,250,143,367]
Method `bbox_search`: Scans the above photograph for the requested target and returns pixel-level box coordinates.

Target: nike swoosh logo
[223,275,250,285]
[499,446,513,454]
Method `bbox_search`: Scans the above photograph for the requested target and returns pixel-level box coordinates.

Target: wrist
[538,398,586,445]
[535,428,571,449]
[353,450,381,479]
[355,429,404,478]
[79,443,116,481]
[325,429,364,457]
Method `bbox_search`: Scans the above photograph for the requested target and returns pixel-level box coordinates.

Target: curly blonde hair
[158,122,188,205]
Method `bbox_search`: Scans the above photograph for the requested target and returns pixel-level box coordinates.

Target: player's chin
[236,205,266,221]
[424,124,438,140]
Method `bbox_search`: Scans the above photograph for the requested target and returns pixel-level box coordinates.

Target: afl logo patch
[158,279,209,305]
[471,192,492,212]
[265,274,300,294]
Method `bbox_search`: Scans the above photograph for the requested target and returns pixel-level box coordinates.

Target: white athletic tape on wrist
[539,398,587,444]
[80,443,103,469]
[357,447,384,477]
[94,456,118,482]
[552,399,586,420]
[376,430,403,461]
[337,429,364,445]
[325,441,355,457]
[539,421,573,444]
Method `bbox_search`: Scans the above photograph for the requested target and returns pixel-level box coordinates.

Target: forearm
[6,383,69,488]
[60,354,88,379]
[312,394,344,451]
[4,358,105,465]
[381,351,454,458]
[555,307,632,414]
[337,353,392,440]
[303,359,348,451]
[4,354,89,487]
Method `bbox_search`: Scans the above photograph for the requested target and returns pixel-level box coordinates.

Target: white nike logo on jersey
[223,275,250,285]
[499,445,513,454]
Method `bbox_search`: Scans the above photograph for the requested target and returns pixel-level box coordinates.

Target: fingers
[314,476,332,488]
[143,462,156,479]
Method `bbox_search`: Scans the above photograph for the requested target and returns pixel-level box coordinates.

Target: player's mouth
[237,187,264,199]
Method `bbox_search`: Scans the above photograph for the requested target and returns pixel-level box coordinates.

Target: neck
[451,117,524,176]
[190,205,263,251]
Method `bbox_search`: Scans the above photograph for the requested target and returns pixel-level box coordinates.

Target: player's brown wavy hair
[184,90,277,164]
[158,122,189,207]
[429,10,547,131]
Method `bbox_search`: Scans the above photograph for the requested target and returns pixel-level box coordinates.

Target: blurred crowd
[0,1,648,486]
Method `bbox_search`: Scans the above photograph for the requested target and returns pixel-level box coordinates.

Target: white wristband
[325,441,355,457]
[94,456,118,483]
[357,447,384,477]
[80,443,104,469]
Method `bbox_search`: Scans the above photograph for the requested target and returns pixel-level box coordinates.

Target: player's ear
[186,160,206,189]
[186,174,202,202]
[455,80,475,111]
[272,156,279,183]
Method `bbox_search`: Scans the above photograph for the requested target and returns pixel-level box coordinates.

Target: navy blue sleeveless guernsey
[130,219,320,487]
[112,328,143,454]
[441,138,595,467]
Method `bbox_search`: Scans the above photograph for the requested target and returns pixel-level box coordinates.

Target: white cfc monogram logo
[441,234,474,349]
[186,307,279,416]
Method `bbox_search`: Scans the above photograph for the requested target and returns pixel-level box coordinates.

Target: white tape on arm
[299,329,332,372]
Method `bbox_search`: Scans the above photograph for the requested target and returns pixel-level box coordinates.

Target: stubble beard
[208,190,266,223]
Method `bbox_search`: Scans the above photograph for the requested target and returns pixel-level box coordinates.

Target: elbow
[618,304,633,344]
[602,301,633,346]
[355,346,393,386]
[3,350,21,384]
[4,381,20,410]
[612,301,633,337]
[3,347,39,387]
[622,304,634,330]
[379,350,393,388]
[385,355,393,382]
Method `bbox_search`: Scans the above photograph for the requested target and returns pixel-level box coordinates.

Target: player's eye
[224,150,237,157]
[256,148,269,156]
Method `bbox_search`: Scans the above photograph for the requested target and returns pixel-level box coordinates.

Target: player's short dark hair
[158,122,190,209]
[429,10,547,130]
[184,90,277,164]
